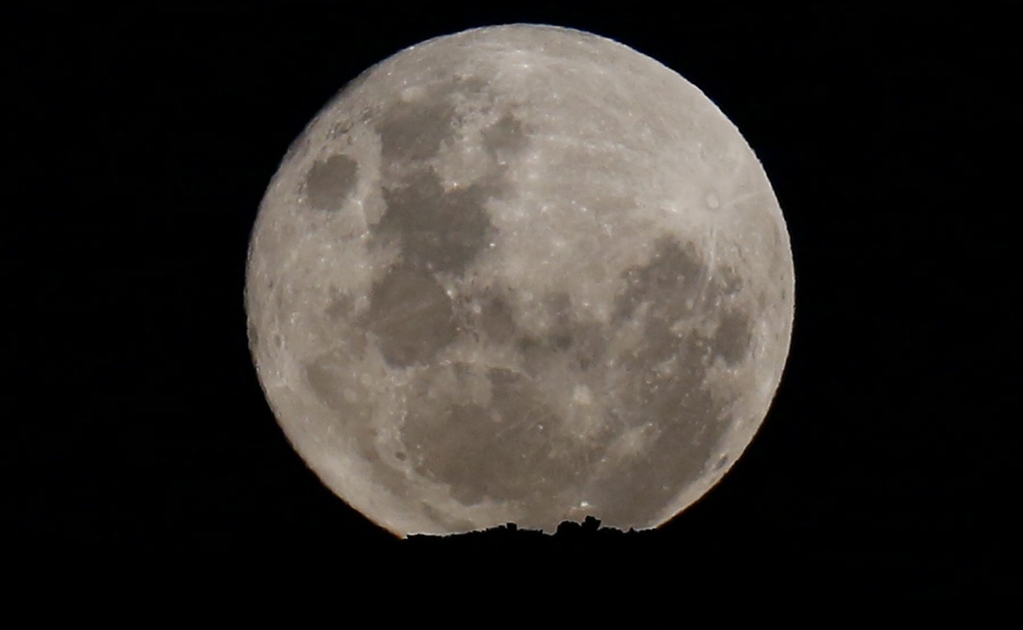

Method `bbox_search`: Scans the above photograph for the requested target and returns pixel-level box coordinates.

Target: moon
[245,24,794,536]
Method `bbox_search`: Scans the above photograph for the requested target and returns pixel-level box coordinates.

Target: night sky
[6,4,1013,597]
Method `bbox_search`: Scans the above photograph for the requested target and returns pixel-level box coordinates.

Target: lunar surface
[245,24,794,536]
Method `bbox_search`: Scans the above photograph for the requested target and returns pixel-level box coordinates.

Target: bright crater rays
[245,24,794,536]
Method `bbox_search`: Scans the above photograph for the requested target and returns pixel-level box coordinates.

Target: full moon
[245,24,794,536]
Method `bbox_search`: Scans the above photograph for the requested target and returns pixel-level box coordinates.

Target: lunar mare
[245,24,794,536]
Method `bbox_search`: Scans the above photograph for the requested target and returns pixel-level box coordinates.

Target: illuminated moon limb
[245,24,794,536]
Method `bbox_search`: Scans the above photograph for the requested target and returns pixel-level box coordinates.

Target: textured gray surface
[245,24,794,535]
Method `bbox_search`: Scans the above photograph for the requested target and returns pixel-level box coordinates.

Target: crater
[362,263,457,367]
[304,154,358,211]
[376,169,494,274]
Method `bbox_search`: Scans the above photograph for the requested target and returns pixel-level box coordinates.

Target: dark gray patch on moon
[562,321,608,372]
[516,292,608,375]
[362,263,457,367]
[401,365,592,524]
[578,235,758,526]
[589,329,721,526]
[481,114,530,163]
[371,91,534,276]
[478,293,517,344]
[714,309,753,365]
[324,293,355,320]
[613,235,707,324]
[376,91,458,164]
[376,169,494,274]
[374,77,490,165]
[305,154,358,211]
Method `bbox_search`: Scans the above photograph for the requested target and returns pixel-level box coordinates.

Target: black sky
[6,4,1014,596]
